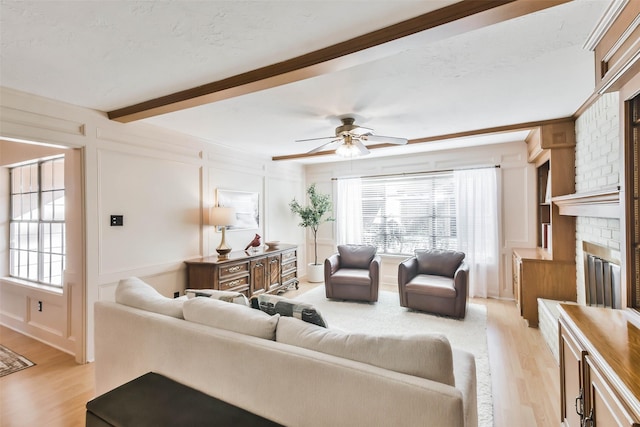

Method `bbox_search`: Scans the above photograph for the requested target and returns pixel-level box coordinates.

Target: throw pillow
[415,249,465,277]
[337,244,377,269]
[185,289,249,306]
[276,316,455,386]
[250,294,328,328]
[115,277,184,319]
[183,297,279,340]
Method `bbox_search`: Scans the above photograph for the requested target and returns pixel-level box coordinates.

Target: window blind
[360,172,457,255]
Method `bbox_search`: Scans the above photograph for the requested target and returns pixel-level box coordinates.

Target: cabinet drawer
[282,260,297,273]
[282,271,297,284]
[220,276,249,291]
[219,262,249,279]
[282,250,296,262]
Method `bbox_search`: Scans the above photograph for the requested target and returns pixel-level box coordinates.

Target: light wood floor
[0,282,559,427]
[0,326,95,427]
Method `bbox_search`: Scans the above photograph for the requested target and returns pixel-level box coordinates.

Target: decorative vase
[307,263,324,283]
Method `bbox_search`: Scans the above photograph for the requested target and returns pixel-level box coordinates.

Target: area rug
[295,286,493,427]
[0,344,35,377]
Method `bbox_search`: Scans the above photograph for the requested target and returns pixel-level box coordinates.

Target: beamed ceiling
[0,0,612,163]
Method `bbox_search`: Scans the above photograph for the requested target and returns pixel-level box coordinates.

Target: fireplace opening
[583,241,621,309]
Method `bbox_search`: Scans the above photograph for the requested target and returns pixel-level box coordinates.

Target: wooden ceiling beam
[270,117,575,161]
[108,0,568,123]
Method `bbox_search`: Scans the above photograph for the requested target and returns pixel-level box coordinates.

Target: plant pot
[307,263,324,283]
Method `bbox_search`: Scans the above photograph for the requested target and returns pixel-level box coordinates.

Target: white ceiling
[0,1,611,163]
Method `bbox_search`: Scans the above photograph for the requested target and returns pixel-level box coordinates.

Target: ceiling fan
[296,117,408,157]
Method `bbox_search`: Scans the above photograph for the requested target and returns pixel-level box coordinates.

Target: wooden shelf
[514,120,577,327]
[552,187,620,218]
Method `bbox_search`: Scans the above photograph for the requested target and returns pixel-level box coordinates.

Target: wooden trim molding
[552,187,621,218]
[107,0,569,123]
[272,117,574,161]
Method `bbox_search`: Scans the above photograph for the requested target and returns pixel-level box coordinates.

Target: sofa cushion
[185,289,249,306]
[115,277,184,319]
[337,244,376,269]
[183,297,279,340]
[276,316,455,386]
[251,294,327,328]
[415,249,465,277]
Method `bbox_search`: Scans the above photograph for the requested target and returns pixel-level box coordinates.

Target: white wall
[303,140,536,299]
[0,87,305,361]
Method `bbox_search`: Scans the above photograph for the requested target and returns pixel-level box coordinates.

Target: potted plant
[290,183,334,283]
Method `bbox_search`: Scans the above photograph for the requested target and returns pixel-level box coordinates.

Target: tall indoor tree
[290,184,334,282]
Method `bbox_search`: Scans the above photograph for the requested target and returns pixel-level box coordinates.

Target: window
[360,172,456,255]
[9,157,65,286]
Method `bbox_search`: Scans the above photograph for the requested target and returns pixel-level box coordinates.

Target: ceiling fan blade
[363,135,408,145]
[295,136,338,143]
[353,139,370,155]
[307,139,342,154]
[351,126,373,136]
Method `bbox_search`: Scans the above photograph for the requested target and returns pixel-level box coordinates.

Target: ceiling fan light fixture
[335,134,363,158]
[335,140,362,158]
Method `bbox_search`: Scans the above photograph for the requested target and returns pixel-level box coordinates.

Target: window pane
[41,158,64,191]
[20,166,31,193]
[42,254,64,286]
[41,160,52,191]
[52,158,64,190]
[42,223,64,254]
[27,251,37,281]
[12,193,38,220]
[53,190,65,220]
[28,223,38,250]
[42,189,65,221]
[9,249,18,276]
[11,195,21,220]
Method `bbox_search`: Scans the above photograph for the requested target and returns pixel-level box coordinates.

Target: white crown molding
[583,0,629,51]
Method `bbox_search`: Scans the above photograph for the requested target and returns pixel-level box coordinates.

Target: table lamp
[210,207,236,258]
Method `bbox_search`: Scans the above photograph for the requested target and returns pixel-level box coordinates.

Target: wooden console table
[184,244,298,298]
[558,304,640,426]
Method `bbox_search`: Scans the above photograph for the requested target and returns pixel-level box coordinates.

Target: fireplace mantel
[552,187,620,218]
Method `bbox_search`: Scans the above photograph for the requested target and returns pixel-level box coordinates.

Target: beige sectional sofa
[94,277,478,427]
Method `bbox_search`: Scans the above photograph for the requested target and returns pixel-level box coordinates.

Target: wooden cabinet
[591,0,640,94]
[513,248,576,327]
[558,304,640,427]
[514,120,577,326]
[185,244,298,298]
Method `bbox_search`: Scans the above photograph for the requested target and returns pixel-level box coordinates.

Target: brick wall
[574,92,621,304]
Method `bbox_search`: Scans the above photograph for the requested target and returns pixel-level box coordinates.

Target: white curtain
[336,177,363,245]
[454,168,500,298]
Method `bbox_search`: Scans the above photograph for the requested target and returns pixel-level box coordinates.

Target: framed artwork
[216,189,260,231]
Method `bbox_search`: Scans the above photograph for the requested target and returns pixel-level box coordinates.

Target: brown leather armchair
[398,249,468,318]
[325,245,380,302]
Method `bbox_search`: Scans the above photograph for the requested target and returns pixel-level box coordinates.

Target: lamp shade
[210,207,237,226]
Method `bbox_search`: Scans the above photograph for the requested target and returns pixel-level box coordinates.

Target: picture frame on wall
[216,189,260,231]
